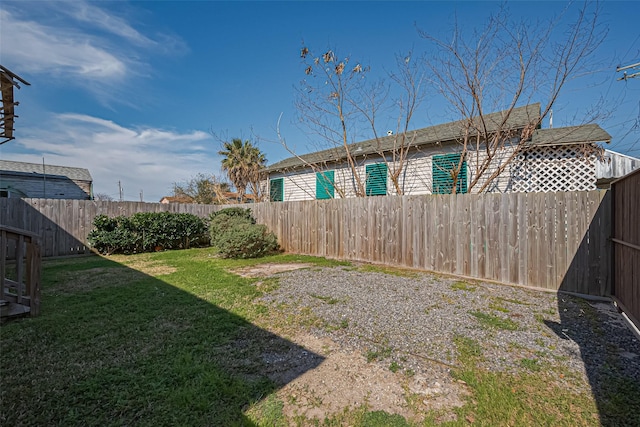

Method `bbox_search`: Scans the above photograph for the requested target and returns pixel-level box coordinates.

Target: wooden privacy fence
[611,169,640,326]
[0,199,218,258]
[248,190,611,296]
[0,191,611,295]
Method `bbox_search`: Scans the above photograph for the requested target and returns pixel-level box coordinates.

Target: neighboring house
[159,192,255,205]
[595,150,640,188]
[160,195,194,204]
[222,192,256,203]
[0,160,92,200]
[265,103,639,201]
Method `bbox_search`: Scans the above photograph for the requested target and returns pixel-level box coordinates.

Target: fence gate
[611,168,640,329]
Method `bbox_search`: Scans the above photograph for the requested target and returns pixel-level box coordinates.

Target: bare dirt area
[231,263,315,278]
[234,263,640,423]
[269,333,468,423]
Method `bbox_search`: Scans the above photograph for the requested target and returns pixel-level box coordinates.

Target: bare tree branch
[419,1,606,193]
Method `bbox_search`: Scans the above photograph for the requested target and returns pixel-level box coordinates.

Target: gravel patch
[260,266,640,396]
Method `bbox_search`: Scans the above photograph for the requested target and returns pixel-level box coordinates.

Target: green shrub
[88,212,208,255]
[209,212,254,247]
[210,207,255,223]
[209,207,256,246]
[215,222,279,259]
[208,208,279,259]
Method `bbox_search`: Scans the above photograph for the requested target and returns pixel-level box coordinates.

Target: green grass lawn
[0,249,339,426]
[1,248,636,426]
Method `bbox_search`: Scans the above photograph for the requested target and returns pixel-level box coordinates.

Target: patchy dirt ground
[269,333,468,422]
[233,263,471,421]
[233,262,640,424]
[231,263,314,278]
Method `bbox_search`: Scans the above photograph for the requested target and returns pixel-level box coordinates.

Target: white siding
[398,152,432,195]
[283,170,316,201]
[596,149,640,180]
[468,145,517,193]
[267,141,607,198]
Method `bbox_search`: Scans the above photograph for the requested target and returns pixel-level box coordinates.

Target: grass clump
[451,281,476,292]
[324,318,349,332]
[357,264,420,278]
[454,335,484,366]
[494,296,530,306]
[470,310,519,331]
[520,358,541,372]
[366,346,393,363]
[310,293,341,305]
[361,410,410,426]
[245,394,287,426]
[489,298,511,313]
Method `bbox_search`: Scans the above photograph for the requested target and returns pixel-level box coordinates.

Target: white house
[265,104,638,201]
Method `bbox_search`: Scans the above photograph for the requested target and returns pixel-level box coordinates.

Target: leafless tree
[173,173,231,204]
[280,46,426,197]
[419,1,606,193]
[93,192,114,201]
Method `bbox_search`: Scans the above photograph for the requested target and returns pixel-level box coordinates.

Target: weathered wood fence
[611,169,640,326]
[0,190,611,296]
[0,199,218,257]
[249,190,611,296]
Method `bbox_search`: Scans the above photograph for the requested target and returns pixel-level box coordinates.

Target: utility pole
[118,181,123,202]
[42,157,46,198]
[139,190,143,202]
[617,62,640,81]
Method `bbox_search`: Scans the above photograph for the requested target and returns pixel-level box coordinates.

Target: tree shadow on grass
[0,254,324,426]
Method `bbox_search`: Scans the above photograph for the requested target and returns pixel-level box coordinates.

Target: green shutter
[316,171,335,200]
[365,163,387,196]
[432,154,467,194]
[269,178,284,202]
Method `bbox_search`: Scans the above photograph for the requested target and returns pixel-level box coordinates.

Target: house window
[316,171,335,200]
[269,178,284,202]
[365,163,387,196]
[432,153,467,194]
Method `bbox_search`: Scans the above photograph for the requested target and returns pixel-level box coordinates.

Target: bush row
[88,212,208,255]
[87,208,279,259]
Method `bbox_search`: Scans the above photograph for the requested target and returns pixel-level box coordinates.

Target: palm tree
[246,144,267,201]
[218,138,266,202]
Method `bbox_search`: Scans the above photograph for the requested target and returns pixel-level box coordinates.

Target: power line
[616,61,640,81]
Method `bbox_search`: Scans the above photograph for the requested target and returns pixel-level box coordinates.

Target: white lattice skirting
[509,145,597,192]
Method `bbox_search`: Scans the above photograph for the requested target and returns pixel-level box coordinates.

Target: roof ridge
[267,103,541,171]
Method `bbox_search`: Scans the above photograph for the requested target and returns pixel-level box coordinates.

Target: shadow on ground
[544,195,640,426]
[0,254,324,426]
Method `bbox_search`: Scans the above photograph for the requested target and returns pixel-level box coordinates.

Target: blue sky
[1,1,638,202]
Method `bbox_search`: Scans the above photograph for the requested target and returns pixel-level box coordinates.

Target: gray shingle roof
[529,124,611,146]
[0,160,92,181]
[266,103,542,172]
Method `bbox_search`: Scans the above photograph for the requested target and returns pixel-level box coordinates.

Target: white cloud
[0,2,186,102]
[6,114,219,202]
[0,9,127,80]
[63,2,156,47]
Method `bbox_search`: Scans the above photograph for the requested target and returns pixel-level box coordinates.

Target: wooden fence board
[611,169,640,324]
[0,191,613,295]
